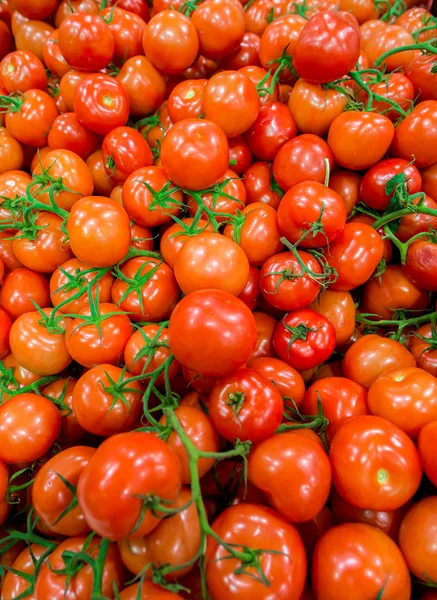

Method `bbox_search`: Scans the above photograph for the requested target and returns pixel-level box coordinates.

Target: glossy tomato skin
[328,111,394,170]
[0,50,47,93]
[0,393,61,464]
[32,446,95,536]
[248,356,305,407]
[191,0,245,60]
[116,55,166,116]
[167,79,207,123]
[273,134,334,191]
[418,420,437,486]
[360,158,422,211]
[120,582,183,600]
[244,101,296,161]
[248,431,332,522]
[390,100,437,168]
[325,223,384,291]
[169,289,257,378]
[102,126,152,184]
[2,543,48,600]
[330,415,422,511]
[243,162,282,209]
[44,377,87,445]
[77,431,182,541]
[293,11,360,84]
[160,118,229,190]
[309,289,355,347]
[312,523,411,600]
[399,497,437,583]
[404,239,437,291]
[273,309,336,370]
[58,13,114,71]
[364,23,415,71]
[409,323,437,377]
[259,14,306,84]
[288,79,346,136]
[277,181,347,247]
[302,377,369,445]
[343,335,417,390]
[0,307,11,358]
[397,195,437,242]
[250,311,277,360]
[5,89,59,147]
[208,368,284,443]
[206,503,307,600]
[48,112,99,160]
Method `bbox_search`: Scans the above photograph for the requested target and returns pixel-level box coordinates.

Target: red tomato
[100,6,147,62]
[116,55,166,116]
[259,14,306,84]
[0,393,61,463]
[418,420,437,486]
[167,79,207,123]
[43,29,69,78]
[191,0,245,60]
[44,377,86,445]
[409,323,437,377]
[186,168,247,222]
[244,101,296,161]
[0,50,47,93]
[293,11,360,84]
[330,415,422,510]
[206,503,307,600]
[48,112,99,160]
[102,126,152,184]
[169,289,257,378]
[0,267,50,320]
[120,582,183,600]
[248,431,332,522]
[2,544,48,600]
[250,310,277,360]
[404,239,437,291]
[312,523,411,600]
[77,431,182,540]
[249,356,305,407]
[58,13,114,71]
[243,161,282,209]
[273,309,336,370]
[222,31,261,70]
[390,100,437,168]
[302,377,369,445]
[208,368,284,443]
[228,134,253,174]
[363,23,416,71]
[310,289,355,347]
[4,89,58,147]
[360,158,422,211]
[399,497,437,584]
[0,307,11,359]
[329,169,361,215]
[359,73,415,122]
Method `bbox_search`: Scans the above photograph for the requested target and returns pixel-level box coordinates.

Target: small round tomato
[399,497,437,584]
[273,133,334,191]
[143,10,199,74]
[418,420,437,487]
[312,523,411,600]
[58,13,114,71]
[360,158,422,211]
[309,290,355,347]
[169,289,257,378]
[208,368,284,443]
[191,0,245,60]
[206,503,307,600]
[72,364,142,436]
[77,431,182,540]
[244,101,296,160]
[273,309,336,371]
[0,393,61,463]
[293,11,360,84]
[390,100,437,168]
[302,377,368,445]
[248,431,331,522]
[73,74,129,136]
[160,118,229,190]
[330,415,422,510]
[186,168,246,222]
[403,239,437,291]
[0,50,47,93]
[160,218,213,269]
[0,267,50,320]
[343,335,417,390]
[174,231,249,297]
[65,303,133,368]
[228,134,253,175]
[67,195,131,267]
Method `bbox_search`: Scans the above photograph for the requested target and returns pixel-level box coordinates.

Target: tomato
[119,488,200,580]
[399,497,437,584]
[174,231,249,296]
[116,55,166,116]
[363,265,429,320]
[32,446,95,536]
[309,290,355,347]
[397,195,437,242]
[343,335,416,390]
[228,134,253,175]
[58,13,114,71]
[328,111,394,171]
[202,70,260,138]
[35,536,124,600]
[65,303,133,368]
[0,127,24,174]
[167,79,207,123]
[59,70,89,112]
[169,289,257,378]
[390,101,437,168]
[324,223,384,291]
[44,377,87,444]
[206,503,307,600]
[359,73,415,122]
[329,170,361,215]
[50,258,114,314]
[100,6,146,63]
[239,65,279,105]
[15,0,58,19]
[143,11,198,74]
[302,377,368,445]
[0,306,11,358]
[43,29,69,78]
[161,119,229,190]
[0,393,61,463]
[111,257,180,321]
[363,23,416,71]
[243,162,282,209]
[0,231,22,272]
[160,218,213,269]
[312,523,411,600]
[222,31,261,70]
[404,239,437,291]
[278,182,346,247]
[10,308,72,375]
[330,415,422,510]
[120,582,183,600]
[67,196,131,267]
[0,267,50,320]
[288,80,346,136]
[244,101,296,161]
[250,311,277,360]
[0,50,47,93]
[48,112,99,160]
[405,53,437,102]
[294,11,360,84]
[273,134,334,191]
[4,89,58,147]
[249,430,331,522]
[208,368,283,443]
[124,324,180,383]
[159,407,219,483]
[259,14,306,84]
[2,544,47,600]
[409,323,437,377]
[72,364,142,436]
[14,20,53,63]
[102,126,152,184]
[273,309,336,371]
[418,420,437,486]
[77,431,182,540]
[186,168,247,222]
[259,250,322,311]
[191,0,245,60]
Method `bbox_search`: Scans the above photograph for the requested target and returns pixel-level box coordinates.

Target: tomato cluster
[0,0,437,599]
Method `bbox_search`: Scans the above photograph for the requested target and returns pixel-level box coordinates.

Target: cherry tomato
[399,497,437,584]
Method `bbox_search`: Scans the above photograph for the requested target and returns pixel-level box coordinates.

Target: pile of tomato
[1,0,437,598]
